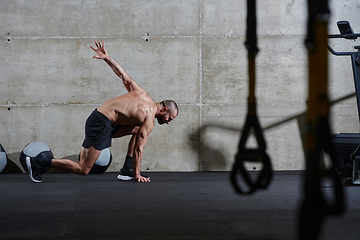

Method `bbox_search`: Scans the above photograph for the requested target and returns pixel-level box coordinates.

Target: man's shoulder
[123,89,149,99]
[129,89,147,95]
[128,90,155,104]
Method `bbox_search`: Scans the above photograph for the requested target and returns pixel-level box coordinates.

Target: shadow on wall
[2,152,22,173]
[189,93,355,171]
[189,128,227,171]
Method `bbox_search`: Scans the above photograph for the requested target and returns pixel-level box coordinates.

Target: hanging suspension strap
[231,0,272,195]
[299,0,345,239]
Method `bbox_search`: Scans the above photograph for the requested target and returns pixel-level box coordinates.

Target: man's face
[157,109,177,125]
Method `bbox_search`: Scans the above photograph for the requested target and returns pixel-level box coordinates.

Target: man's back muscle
[97,90,156,126]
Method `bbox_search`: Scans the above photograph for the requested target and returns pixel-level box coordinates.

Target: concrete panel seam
[199,0,204,171]
[0,35,305,40]
[1,36,201,40]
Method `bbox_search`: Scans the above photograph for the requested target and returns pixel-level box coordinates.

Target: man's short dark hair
[161,100,178,116]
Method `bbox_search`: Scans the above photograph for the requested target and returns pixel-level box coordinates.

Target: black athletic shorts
[82,109,120,150]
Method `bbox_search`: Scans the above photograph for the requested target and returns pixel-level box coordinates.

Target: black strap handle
[231,0,272,195]
[231,150,272,194]
[231,114,272,194]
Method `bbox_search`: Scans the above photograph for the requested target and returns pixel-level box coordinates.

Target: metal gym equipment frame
[328,21,360,184]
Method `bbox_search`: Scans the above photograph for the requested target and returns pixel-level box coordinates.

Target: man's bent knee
[77,164,92,175]
[70,165,89,175]
[79,168,91,175]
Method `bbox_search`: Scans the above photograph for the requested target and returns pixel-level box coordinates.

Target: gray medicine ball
[0,144,7,173]
[19,142,53,174]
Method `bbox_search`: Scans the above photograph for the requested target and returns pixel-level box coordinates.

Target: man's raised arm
[90,40,142,92]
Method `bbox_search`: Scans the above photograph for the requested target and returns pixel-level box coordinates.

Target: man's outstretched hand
[136,175,151,183]
[90,40,108,60]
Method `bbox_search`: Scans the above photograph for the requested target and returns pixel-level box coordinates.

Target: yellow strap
[307,21,329,123]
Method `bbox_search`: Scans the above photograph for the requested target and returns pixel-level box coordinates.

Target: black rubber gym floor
[1,171,359,240]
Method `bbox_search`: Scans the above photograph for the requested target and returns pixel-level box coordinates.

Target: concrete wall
[1,0,360,173]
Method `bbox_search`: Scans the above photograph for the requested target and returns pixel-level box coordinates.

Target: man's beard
[157,118,166,125]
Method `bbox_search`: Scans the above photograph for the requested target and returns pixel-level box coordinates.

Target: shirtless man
[26,41,178,183]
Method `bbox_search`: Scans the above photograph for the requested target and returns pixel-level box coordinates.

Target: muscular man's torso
[97,90,156,126]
